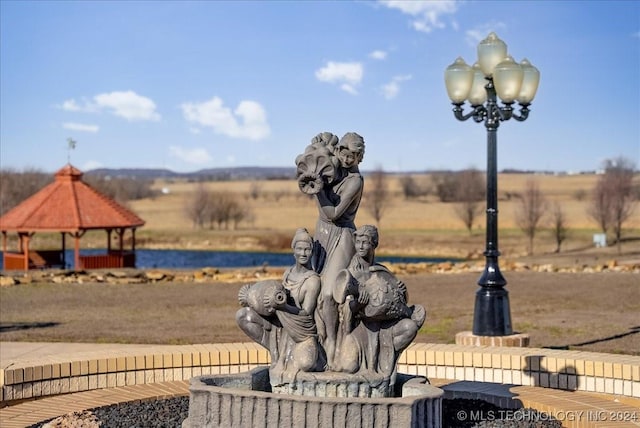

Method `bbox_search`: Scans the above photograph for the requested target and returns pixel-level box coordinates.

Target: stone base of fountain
[183,367,443,428]
[270,370,391,398]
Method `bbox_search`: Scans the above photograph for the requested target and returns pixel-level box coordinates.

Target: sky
[1,0,639,174]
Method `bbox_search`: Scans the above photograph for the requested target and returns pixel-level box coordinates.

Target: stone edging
[2,342,638,406]
[397,343,640,399]
[1,259,639,287]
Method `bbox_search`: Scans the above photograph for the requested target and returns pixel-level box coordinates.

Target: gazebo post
[23,233,31,270]
[119,228,124,252]
[61,232,67,268]
[117,228,125,268]
[132,228,136,252]
[106,229,112,252]
[2,232,6,269]
[74,233,81,270]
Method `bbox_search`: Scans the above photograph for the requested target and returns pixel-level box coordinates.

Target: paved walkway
[1,342,160,366]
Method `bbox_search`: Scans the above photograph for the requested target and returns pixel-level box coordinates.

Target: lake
[0,249,457,270]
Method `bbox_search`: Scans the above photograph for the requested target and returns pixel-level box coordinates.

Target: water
[1,249,456,270]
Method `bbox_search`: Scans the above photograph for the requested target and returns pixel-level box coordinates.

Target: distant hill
[85,166,297,181]
[83,166,596,181]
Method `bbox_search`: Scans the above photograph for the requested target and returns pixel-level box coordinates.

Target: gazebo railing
[2,250,135,270]
[79,251,136,269]
[2,250,65,270]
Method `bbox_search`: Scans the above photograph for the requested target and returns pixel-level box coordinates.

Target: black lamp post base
[472,287,513,336]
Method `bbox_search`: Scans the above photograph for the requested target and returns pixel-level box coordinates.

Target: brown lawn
[1,271,638,356]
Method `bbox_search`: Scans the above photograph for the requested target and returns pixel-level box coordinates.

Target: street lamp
[444,32,540,336]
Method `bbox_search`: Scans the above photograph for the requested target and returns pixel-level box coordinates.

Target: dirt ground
[1,270,637,356]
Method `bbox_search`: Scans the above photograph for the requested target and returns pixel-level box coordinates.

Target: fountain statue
[184,132,443,427]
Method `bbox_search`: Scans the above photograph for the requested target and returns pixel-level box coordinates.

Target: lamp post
[444,32,540,336]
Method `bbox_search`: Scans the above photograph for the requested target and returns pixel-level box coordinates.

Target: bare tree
[453,168,485,234]
[206,191,254,230]
[0,168,52,215]
[208,191,234,229]
[184,183,210,228]
[366,166,390,225]
[399,175,428,199]
[183,186,255,231]
[431,171,458,202]
[516,179,547,255]
[230,204,253,229]
[550,201,568,253]
[588,157,637,253]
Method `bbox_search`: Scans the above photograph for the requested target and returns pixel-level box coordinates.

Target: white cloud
[94,91,160,122]
[169,146,213,164]
[315,61,363,94]
[180,96,270,140]
[58,98,98,113]
[59,91,160,121]
[63,122,99,133]
[379,0,458,33]
[381,74,412,100]
[369,50,388,60]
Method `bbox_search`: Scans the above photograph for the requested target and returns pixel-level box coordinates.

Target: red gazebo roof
[0,164,145,232]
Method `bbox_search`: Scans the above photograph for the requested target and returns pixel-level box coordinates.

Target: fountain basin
[183,367,443,428]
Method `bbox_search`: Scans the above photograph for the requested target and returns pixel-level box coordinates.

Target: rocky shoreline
[1,258,638,287]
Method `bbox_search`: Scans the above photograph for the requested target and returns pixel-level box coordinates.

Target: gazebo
[0,164,145,270]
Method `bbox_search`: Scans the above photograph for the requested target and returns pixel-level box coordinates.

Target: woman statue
[277,228,325,373]
[236,228,325,379]
[306,132,365,369]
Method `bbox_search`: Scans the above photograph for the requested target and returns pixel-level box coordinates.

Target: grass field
[1,271,638,355]
[129,173,640,258]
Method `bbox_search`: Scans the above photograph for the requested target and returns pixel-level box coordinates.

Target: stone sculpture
[333,225,426,378]
[298,132,366,369]
[185,133,442,427]
[237,228,326,384]
[236,132,426,397]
